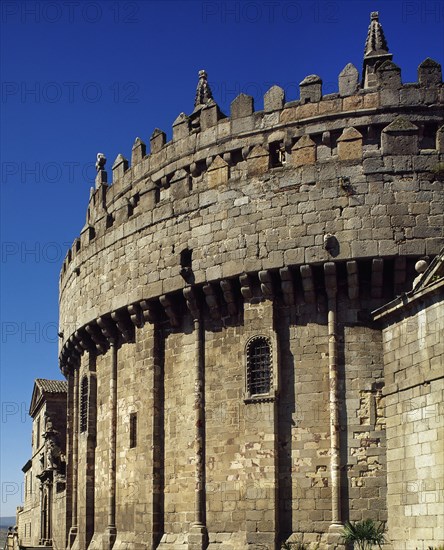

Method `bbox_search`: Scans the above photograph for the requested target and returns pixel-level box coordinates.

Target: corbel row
[60,256,406,370]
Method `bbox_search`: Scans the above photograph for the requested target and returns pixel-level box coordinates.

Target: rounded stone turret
[57,14,444,550]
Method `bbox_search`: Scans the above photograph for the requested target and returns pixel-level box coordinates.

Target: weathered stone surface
[291,135,316,167]
[338,63,359,97]
[337,127,363,160]
[299,74,322,103]
[207,155,229,188]
[230,93,254,119]
[264,85,285,112]
[375,262,444,550]
[418,57,442,87]
[200,100,223,131]
[381,117,419,155]
[377,60,402,89]
[131,137,146,165]
[111,153,128,181]
[246,144,269,175]
[172,112,190,141]
[150,128,166,153]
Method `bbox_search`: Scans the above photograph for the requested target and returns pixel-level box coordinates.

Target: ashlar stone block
[200,100,223,131]
[291,135,316,167]
[382,117,419,156]
[339,63,359,97]
[264,85,285,112]
[150,128,166,153]
[170,169,191,200]
[377,60,402,90]
[207,155,229,188]
[131,137,146,165]
[299,75,322,103]
[246,145,269,176]
[172,113,190,141]
[230,93,254,119]
[337,127,363,161]
[418,58,442,87]
[112,153,128,182]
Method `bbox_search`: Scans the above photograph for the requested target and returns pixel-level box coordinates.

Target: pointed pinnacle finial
[194,69,213,108]
[362,12,393,88]
[364,11,389,57]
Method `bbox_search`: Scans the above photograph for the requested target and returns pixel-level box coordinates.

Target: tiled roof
[35,379,67,393]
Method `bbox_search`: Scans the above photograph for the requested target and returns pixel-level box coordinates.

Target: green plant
[426,546,444,550]
[341,519,386,549]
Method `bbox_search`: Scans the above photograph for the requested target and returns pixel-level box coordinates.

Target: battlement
[61,67,444,259]
[99,56,443,196]
[59,12,444,354]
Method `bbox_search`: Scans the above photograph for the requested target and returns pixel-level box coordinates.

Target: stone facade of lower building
[374,255,444,549]
[17,379,67,548]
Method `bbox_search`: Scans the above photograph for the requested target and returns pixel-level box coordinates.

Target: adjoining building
[17,12,443,550]
[373,252,444,548]
[17,379,67,548]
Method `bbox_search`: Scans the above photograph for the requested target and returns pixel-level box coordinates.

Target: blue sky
[0,0,443,517]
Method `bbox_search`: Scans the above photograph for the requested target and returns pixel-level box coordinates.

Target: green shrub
[341,519,386,549]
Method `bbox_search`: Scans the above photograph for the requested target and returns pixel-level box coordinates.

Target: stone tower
[38,11,444,550]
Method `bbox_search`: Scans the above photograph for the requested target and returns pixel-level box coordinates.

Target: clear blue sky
[0,0,443,517]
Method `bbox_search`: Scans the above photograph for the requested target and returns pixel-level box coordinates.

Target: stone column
[104,340,118,549]
[47,483,52,543]
[151,323,165,547]
[188,317,208,550]
[40,484,45,543]
[69,367,79,548]
[85,353,97,549]
[324,263,343,544]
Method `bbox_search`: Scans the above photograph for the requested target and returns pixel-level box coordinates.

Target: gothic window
[129,412,137,448]
[246,337,272,396]
[80,376,88,433]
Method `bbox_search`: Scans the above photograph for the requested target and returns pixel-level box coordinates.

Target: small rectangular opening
[130,412,137,448]
[420,123,438,149]
[269,141,286,168]
[106,214,114,228]
[231,148,243,166]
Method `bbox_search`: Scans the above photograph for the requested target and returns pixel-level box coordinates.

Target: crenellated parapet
[58,12,444,364]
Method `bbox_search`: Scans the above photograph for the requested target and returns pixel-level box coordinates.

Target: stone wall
[376,283,444,549]
[64,282,400,550]
[17,394,68,549]
[59,75,444,339]
[56,36,444,550]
